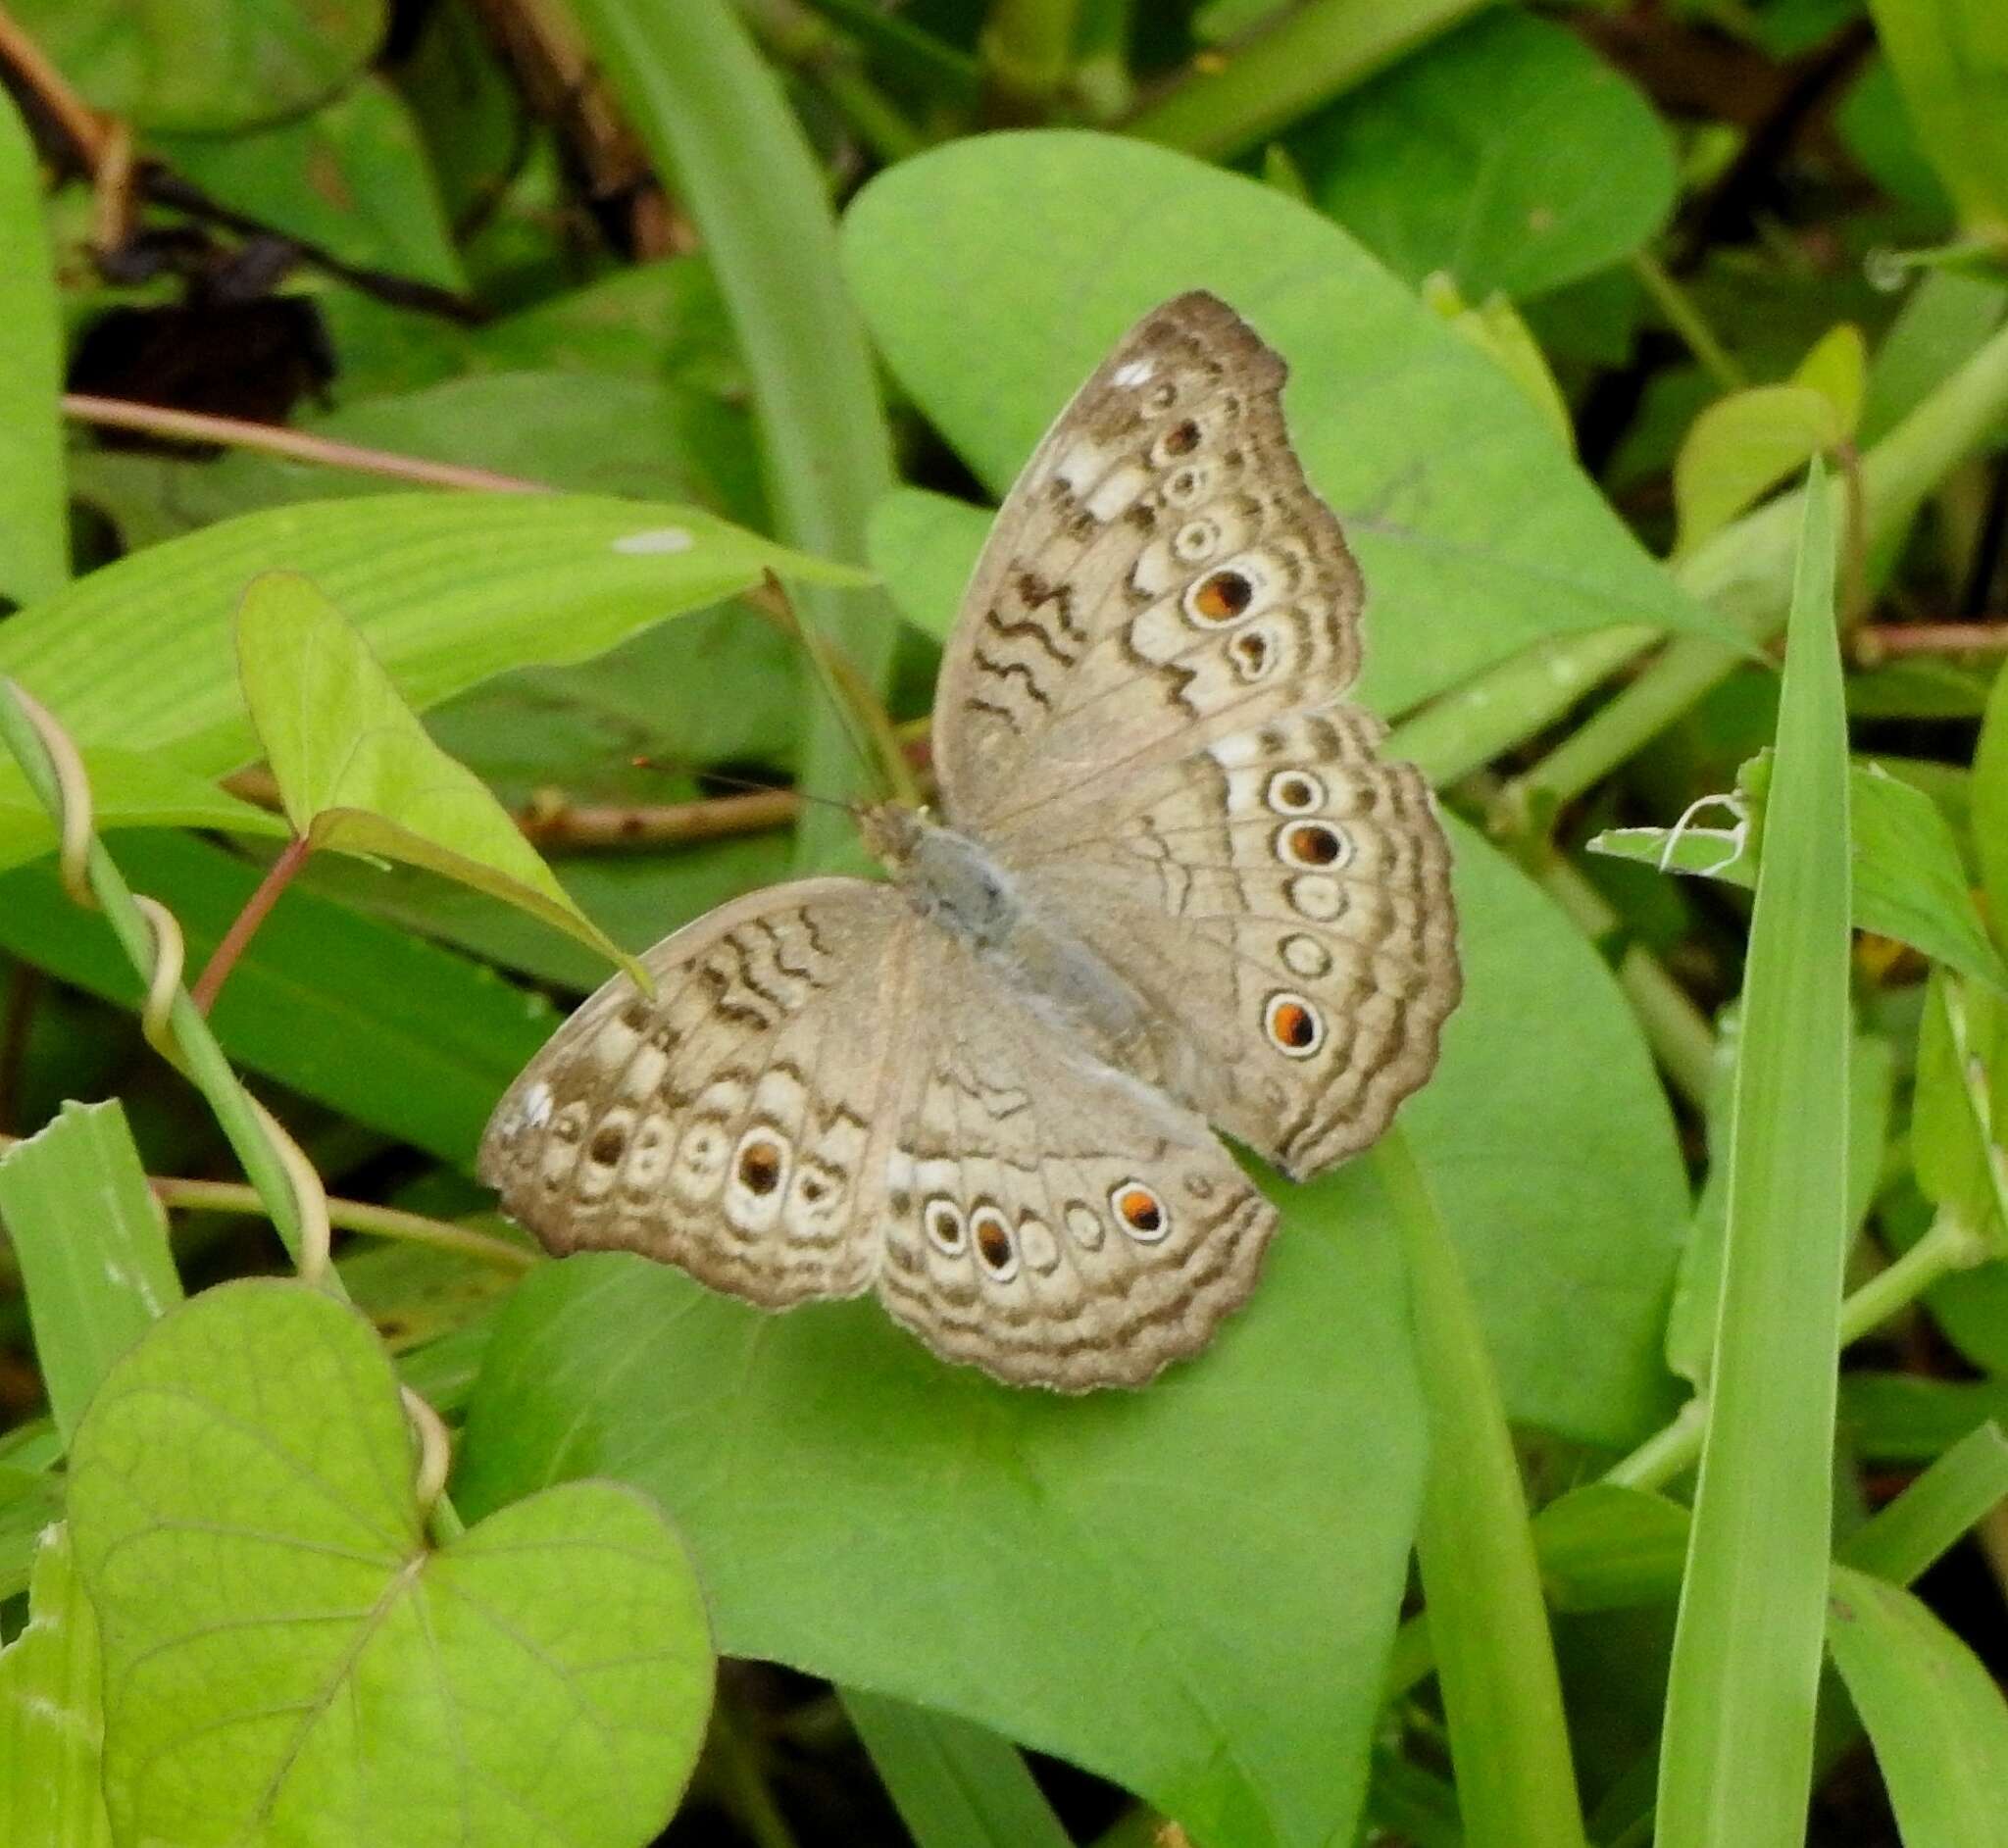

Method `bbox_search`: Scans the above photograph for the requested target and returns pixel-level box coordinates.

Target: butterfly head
[857,800,927,871]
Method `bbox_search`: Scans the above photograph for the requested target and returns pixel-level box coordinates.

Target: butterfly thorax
[863,802,1159,1072]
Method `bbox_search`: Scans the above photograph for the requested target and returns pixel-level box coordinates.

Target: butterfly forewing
[934,291,1366,835]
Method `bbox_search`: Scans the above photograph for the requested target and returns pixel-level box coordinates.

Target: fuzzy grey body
[873,806,1158,1074]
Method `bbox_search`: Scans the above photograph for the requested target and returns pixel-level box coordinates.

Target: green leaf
[1654,462,1853,1848]
[0,493,865,870]
[840,130,1737,723]
[1377,1129,1587,1848]
[1865,0,2008,243]
[1913,974,2008,1251]
[236,573,637,980]
[1973,636,2008,940]
[867,488,991,644]
[1674,325,1865,558]
[0,746,287,880]
[1587,757,2008,995]
[0,1100,184,1446]
[1420,275,1576,450]
[1287,8,1677,299]
[0,1525,112,1848]
[68,1278,713,1848]
[152,75,464,290]
[0,91,66,607]
[457,1224,1423,1848]
[1826,1565,2008,1848]
[842,1691,1075,1848]
[1534,1484,1691,1613]
[0,831,553,1166]
[13,0,386,132]
[1841,1372,2008,1462]
[1837,1422,2008,1583]
[0,1464,64,1601]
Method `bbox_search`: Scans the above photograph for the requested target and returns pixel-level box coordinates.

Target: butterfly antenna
[751,573,921,810]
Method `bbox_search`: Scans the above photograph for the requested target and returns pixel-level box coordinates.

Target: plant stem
[1124,0,1487,160]
[64,394,547,492]
[1631,251,1746,393]
[1852,619,2008,661]
[980,0,1081,112]
[190,835,311,1015]
[147,1174,537,1272]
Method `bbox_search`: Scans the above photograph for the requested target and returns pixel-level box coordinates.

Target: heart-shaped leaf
[237,573,638,980]
[68,1278,713,1848]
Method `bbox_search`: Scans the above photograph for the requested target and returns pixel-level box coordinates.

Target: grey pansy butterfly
[479,292,1461,1391]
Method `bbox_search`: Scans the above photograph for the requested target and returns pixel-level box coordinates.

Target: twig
[0,0,110,165]
[1851,620,2008,665]
[63,394,550,493]
[190,835,311,1014]
[1836,438,1870,635]
[1631,250,1746,393]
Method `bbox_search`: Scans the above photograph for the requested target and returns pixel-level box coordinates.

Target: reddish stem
[190,836,312,1015]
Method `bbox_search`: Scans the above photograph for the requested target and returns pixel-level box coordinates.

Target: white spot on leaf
[613,526,695,555]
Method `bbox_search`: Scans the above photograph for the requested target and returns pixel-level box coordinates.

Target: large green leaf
[840,131,1733,721]
[14,0,386,131]
[0,1100,184,1447]
[0,1526,112,1848]
[455,1223,1422,1848]
[1827,1566,2008,1848]
[236,573,635,978]
[0,493,864,869]
[1866,0,2008,243]
[68,1279,714,1848]
[1286,8,1677,300]
[0,92,65,609]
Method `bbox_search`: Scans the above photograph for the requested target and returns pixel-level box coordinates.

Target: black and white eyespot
[1173,519,1222,565]
[970,1206,1020,1280]
[1264,991,1328,1058]
[1017,1215,1061,1274]
[1280,932,1334,979]
[1163,464,1214,507]
[924,1197,968,1255]
[1275,820,1353,871]
[1109,1180,1171,1244]
[1265,770,1326,815]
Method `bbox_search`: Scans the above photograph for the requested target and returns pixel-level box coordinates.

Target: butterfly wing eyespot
[1187,568,1255,625]
[924,1197,968,1255]
[1264,992,1326,1058]
[971,1205,1020,1279]
[1266,771,1325,815]
[1276,821,1351,870]
[1109,1181,1170,1242]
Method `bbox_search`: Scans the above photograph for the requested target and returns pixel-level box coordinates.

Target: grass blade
[0,1100,184,1446]
[1654,458,1852,1848]
[0,1525,112,1848]
[0,90,67,606]
[1827,1565,2008,1848]
[1375,1125,1587,1848]
[841,1690,1073,1848]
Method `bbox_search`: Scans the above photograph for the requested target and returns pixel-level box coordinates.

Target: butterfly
[479,291,1460,1391]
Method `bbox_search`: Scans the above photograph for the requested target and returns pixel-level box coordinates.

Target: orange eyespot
[1110,1182,1169,1241]
[1279,822,1348,869]
[972,1207,1017,1275]
[1265,992,1327,1058]
[1162,419,1201,457]
[1191,570,1253,624]
[736,1138,783,1194]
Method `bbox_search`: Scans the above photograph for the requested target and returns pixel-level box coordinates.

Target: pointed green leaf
[236,574,638,979]
[0,90,65,608]
[1674,385,1845,558]
[0,1100,184,1446]
[1827,1565,2008,1848]
[1655,460,1852,1848]
[68,1278,713,1848]
[0,1525,112,1848]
